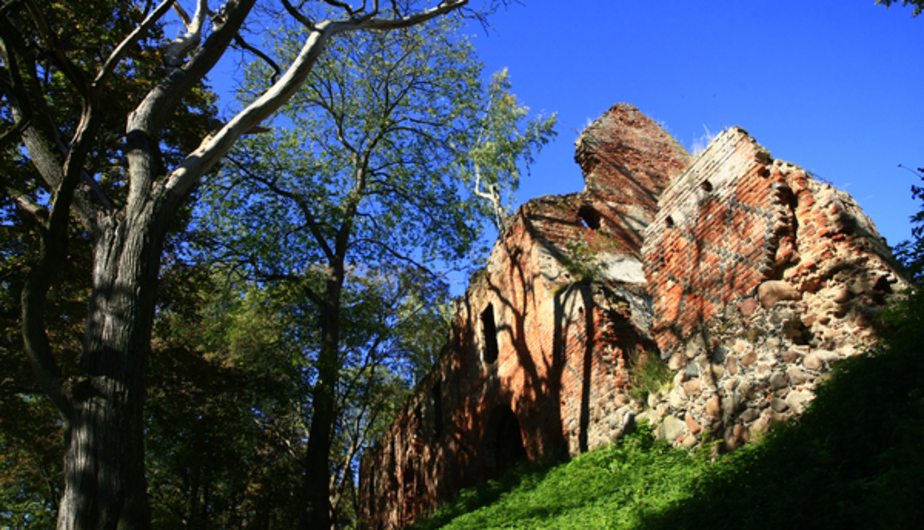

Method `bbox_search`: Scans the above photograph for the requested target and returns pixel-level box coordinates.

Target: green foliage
[462,68,557,226]
[877,0,924,17]
[410,423,710,530]
[558,239,602,282]
[147,268,306,528]
[628,351,672,403]
[0,393,61,528]
[892,166,924,281]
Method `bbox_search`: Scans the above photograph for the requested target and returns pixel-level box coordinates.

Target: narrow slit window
[482,304,499,365]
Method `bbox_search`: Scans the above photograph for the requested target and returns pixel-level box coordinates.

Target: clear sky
[463,0,923,248]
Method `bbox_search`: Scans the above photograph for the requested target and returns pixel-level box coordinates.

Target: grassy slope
[411,424,708,530]
[411,293,924,530]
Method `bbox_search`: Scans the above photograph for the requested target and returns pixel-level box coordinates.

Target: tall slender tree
[0,1,487,527]
[198,15,555,527]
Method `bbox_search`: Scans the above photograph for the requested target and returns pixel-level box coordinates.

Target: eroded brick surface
[639,127,907,451]
[359,105,688,529]
[359,109,908,529]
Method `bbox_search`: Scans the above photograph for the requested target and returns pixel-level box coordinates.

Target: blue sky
[463,0,923,248]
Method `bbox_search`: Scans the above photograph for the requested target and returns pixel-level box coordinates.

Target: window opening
[577,205,601,230]
[481,304,499,365]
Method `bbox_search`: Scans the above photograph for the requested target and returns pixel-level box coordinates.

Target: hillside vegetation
[412,261,924,530]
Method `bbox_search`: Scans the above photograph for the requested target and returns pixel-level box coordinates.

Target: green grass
[410,423,710,530]
[412,291,924,530]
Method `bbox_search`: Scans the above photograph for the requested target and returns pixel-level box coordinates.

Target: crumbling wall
[359,108,909,530]
[359,104,689,529]
[639,128,908,449]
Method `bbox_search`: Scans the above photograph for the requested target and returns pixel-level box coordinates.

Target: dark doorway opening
[485,406,527,478]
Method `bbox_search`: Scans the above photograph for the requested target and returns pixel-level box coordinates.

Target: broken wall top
[643,127,905,352]
[499,104,692,289]
[575,103,692,212]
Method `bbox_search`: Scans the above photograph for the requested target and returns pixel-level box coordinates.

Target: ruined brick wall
[643,129,781,350]
[359,108,909,529]
[359,105,690,529]
[639,128,908,449]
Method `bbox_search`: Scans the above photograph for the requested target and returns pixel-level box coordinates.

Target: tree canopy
[0,0,508,527]
[195,13,554,526]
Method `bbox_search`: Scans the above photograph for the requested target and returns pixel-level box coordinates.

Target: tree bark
[300,268,344,530]
[56,197,172,530]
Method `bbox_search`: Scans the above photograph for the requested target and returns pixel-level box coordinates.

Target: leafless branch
[232,33,282,84]
[281,0,316,29]
[165,0,209,69]
[321,0,357,16]
[360,0,468,30]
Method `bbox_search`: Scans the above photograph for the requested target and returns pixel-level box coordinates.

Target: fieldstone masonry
[358,105,908,528]
[639,126,907,450]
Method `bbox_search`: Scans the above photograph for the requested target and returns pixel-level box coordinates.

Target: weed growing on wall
[628,350,673,403]
[559,238,602,282]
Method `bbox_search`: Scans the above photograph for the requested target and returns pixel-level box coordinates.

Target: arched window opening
[481,304,499,365]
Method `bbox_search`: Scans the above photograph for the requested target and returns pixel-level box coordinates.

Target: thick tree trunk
[56,203,167,530]
[57,374,149,530]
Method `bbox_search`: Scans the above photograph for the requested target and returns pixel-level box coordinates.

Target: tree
[894,165,924,282]
[877,0,924,16]
[196,14,555,528]
[0,0,489,527]
[145,268,306,528]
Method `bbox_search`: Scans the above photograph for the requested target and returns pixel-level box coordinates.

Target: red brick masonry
[358,107,906,529]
